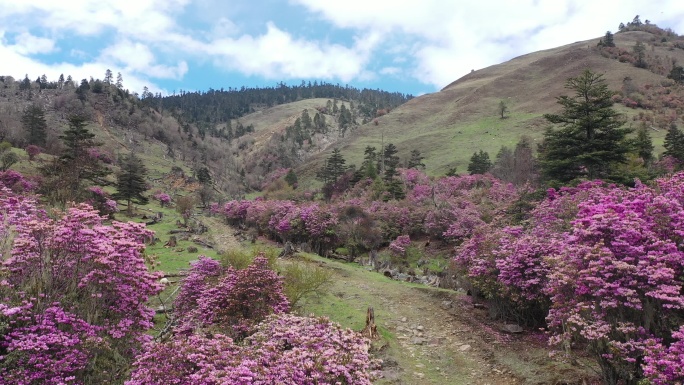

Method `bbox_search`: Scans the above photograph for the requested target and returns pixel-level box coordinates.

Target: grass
[292,32,681,185]
[293,252,477,384]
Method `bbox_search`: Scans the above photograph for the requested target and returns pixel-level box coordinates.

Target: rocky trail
[298,256,598,385]
[203,219,597,384]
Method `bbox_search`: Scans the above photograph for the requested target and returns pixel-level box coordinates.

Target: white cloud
[101,40,188,79]
[197,22,377,81]
[293,0,684,88]
[2,0,684,93]
[0,0,377,88]
[0,40,163,94]
[10,32,57,55]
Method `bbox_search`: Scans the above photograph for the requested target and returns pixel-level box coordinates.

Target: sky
[1,1,683,97]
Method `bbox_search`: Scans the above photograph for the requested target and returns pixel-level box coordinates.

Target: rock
[382,358,399,368]
[411,337,426,345]
[502,324,524,333]
[441,300,453,309]
[459,344,472,352]
[400,317,407,322]
[187,246,198,253]
[416,325,424,331]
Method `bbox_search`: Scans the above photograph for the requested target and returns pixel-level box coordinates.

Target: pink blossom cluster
[260,167,290,190]
[153,191,171,206]
[215,169,517,256]
[174,255,289,340]
[0,189,163,383]
[87,185,119,216]
[127,315,375,385]
[87,147,114,164]
[0,170,37,192]
[454,174,684,383]
[129,253,375,384]
[389,235,411,256]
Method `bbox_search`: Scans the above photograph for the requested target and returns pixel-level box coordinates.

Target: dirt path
[299,256,596,385]
[199,218,594,384]
[315,262,519,385]
[202,217,243,253]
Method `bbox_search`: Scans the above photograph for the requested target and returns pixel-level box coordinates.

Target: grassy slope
[294,31,683,182]
[294,253,596,384]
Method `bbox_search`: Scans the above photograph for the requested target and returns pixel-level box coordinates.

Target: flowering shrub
[0,170,36,192]
[642,327,684,384]
[87,185,118,216]
[214,170,519,257]
[127,315,375,385]
[25,145,41,161]
[173,256,223,321]
[454,173,684,383]
[0,190,162,384]
[389,234,411,257]
[132,250,375,384]
[153,191,171,207]
[176,255,289,340]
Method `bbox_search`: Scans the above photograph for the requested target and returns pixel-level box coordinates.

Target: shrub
[0,193,162,383]
[127,315,375,385]
[279,261,333,308]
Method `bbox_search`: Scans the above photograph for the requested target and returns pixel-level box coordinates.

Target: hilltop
[3,23,683,192]
[293,27,684,180]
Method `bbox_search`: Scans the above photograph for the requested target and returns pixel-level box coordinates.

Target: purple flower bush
[454,173,684,383]
[0,189,162,384]
[127,315,375,385]
[128,253,375,384]
[214,170,519,257]
[153,191,171,207]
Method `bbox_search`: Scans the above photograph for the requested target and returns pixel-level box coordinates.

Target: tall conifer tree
[113,152,149,215]
[540,70,631,184]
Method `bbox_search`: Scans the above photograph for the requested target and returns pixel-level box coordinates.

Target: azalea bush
[0,189,162,384]
[127,315,375,385]
[214,170,519,256]
[134,251,374,384]
[153,191,171,207]
[454,174,684,384]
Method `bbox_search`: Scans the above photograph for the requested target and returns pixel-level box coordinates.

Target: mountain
[292,27,684,181]
[1,22,682,193]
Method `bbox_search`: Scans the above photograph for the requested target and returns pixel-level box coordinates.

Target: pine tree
[104,69,113,84]
[512,136,538,186]
[467,150,492,175]
[664,123,684,162]
[113,152,149,215]
[491,146,514,181]
[116,72,124,89]
[316,148,346,185]
[41,115,109,202]
[498,100,508,119]
[196,166,212,185]
[381,143,400,181]
[633,41,647,68]
[603,31,615,47]
[21,104,48,146]
[360,146,378,179]
[540,70,631,184]
[284,169,298,188]
[407,149,426,169]
[301,109,312,131]
[668,66,684,84]
[633,124,654,164]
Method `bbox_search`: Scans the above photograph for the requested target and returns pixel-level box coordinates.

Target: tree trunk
[360,307,379,340]
[164,236,177,248]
